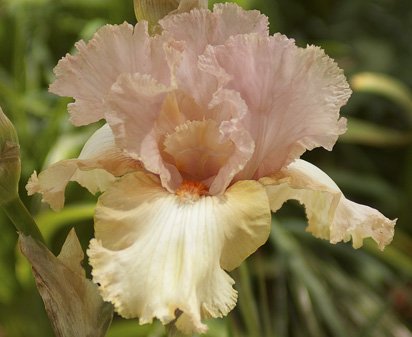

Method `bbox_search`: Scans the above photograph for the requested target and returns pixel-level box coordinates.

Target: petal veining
[261,159,396,250]
[201,34,351,180]
[207,89,255,195]
[50,22,170,126]
[159,3,268,108]
[106,72,255,194]
[160,3,268,55]
[163,119,235,183]
[106,73,182,192]
[106,73,170,160]
[88,172,271,334]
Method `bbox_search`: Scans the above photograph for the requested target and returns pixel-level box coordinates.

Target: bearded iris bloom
[27,3,396,334]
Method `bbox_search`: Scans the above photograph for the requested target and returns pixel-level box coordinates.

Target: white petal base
[88,172,271,334]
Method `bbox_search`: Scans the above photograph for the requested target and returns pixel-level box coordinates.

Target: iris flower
[27,3,395,334]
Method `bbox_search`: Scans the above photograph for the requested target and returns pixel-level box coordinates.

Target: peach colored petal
[163,120,235,183]
[155,91,204,135]
[26,125,139,210]
[49,22,170,126]
[261,159,396,250]
[160,89,255,195]
[201,34,351,180]
[107,69,255,194]
[88,172,270,334]
[154,91,189,136]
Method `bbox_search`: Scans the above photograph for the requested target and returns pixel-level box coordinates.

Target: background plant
[0,0,411,336]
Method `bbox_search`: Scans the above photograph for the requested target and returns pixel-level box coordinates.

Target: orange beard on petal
[176,180,209,202]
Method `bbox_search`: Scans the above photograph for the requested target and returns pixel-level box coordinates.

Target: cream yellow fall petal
[26,124,137,211]
[26,162,107,212]
[88,172,271,334]
[261,159,395,250]
[219,179,271,271]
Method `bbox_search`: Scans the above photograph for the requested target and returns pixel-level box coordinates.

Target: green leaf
[340,117,412,147]
[350,72,412,119]
[271,219,348,337]
[36,203,95,242]
[106,319,162,337]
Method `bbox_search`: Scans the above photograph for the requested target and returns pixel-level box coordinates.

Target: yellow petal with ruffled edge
[26,124,139,211]
[260,159,396,250]
[88,172,270,334]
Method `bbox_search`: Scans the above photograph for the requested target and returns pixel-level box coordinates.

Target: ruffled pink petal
[107,68,255,194]
[207,89,255,195]
[160,3,268,54]
[159,3,268,107]
[49,22,170,126]
[106,73,170,159]
[105,73,183,191]
[158,88,255,195]
[261,159,396,250]
[201,34,351,180]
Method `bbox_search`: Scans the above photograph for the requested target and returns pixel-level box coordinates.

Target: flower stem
[2,196,45,244]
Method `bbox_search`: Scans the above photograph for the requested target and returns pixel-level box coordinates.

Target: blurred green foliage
[0,0,412,336]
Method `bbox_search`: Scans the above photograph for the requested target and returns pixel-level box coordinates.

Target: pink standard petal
[106,73,170,158]
[208,89,255,195]
[107,71,255,195]
[201,34,351,180]
[50,22,170,126]
[160,3,268,54]
[106,73,182,191]
[159,3,269,107]
[157,89,254,194]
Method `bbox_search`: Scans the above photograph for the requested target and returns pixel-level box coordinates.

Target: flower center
[176,180,209,202]
[163,119,235,183]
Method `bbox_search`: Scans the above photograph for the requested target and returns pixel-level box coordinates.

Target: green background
[0,0,411,336]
